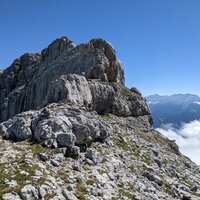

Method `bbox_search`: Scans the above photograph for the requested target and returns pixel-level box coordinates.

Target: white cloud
[157,120,200,165]
[148,101,158,105]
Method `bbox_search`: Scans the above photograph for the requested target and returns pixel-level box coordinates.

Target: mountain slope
[0,37,199,200]
[147,94,200,128]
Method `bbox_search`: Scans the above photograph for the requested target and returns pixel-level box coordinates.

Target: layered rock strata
[0,36,151,149]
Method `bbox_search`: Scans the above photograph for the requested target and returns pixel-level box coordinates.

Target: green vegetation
[56,170,69,183]
[86,178,95,185]
[120,87,136,97]
[181,176,193,187]
[128,163,136,173]
[97,168,107,175]
[119,188,133,199]
[44,192,56,200]
[75,183,87,200]
[100,114,113,121]
[141,152,152,165]
[164,183,175,196]
[29,142,59,156]
[0,159,46,197]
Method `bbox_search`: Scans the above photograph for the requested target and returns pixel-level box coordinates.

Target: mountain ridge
[147,94,200,128]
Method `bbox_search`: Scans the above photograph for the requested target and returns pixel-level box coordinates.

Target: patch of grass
[97,169,107,175]
[101,114,113,121]
[83,164,91,171]
[111,197,119,200]
[164,183,175,196]
[86,178,95,185]
[56,170,69,183]
[141,152,152,165]
[135,149,141,157]
[139,164,154,174]
[29,143,49,155]
[44,192,56,200]
[119,189,133,199]
[112,135,130,152]
[120,87,136,97]
[181,176,193,187]
[128,163,136,173]
[29,142,60,156]
[75,183,87,200]
[0,155,47,198]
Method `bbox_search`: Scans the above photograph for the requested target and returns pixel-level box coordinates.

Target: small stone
[62,189,79,200]
[5,180,18,188]
[59,148,67,155]
[38,187,46,199]
[72,161,82,171]
[143,172,163,186]
[65,146,80,159]
[20,184,39,200]
[85,148,99,165]
[2,192,22,200]
[39,153,48,162]
[50,159,60,167]
[20,171,30,176]
[130,87,142,95]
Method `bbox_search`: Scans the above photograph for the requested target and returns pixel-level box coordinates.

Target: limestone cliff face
[0,36,151,149]
[0,36,149,122]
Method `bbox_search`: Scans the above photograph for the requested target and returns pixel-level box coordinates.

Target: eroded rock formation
[0,37,127,122]
[0,36,151,148]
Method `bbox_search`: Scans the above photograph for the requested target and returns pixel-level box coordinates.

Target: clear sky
[1,0,200,96]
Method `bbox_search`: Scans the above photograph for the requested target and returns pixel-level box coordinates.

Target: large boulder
[44,74,92,108]
[0,105,114,148]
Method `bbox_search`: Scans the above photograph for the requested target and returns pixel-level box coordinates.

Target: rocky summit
[0,37,199,200]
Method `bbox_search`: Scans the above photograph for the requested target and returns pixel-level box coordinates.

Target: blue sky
[1,0,200,96]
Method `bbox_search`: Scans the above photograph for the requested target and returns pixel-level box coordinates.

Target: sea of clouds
[157,120,200,165]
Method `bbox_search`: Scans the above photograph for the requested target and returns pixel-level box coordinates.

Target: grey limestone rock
[2,192,22,200]
[89,81,115,114]
[20,184,39,200]
[65,146,80,159]
[0,36,152,160]
[0,116,32,141]
[57,132,76,148]
[86,148,99,165]
[44,74,93,109]
[0,36,125,122]
[62,189,79,200]
[0,104,115,149]
[130,87,142,95]
[143,171,163,186]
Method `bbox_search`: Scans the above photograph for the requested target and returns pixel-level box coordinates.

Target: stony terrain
[0,37,200,200]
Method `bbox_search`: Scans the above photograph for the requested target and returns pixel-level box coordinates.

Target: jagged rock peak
[0,36,129,122]
[41,36,76,61]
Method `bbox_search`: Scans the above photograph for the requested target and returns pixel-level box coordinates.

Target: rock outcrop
[0,37,128,122]
[0,36,151,147]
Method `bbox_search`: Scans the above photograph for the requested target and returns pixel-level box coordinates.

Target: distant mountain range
[146,94,200,128]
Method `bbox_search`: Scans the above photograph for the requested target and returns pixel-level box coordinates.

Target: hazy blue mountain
[146,94,200,128]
